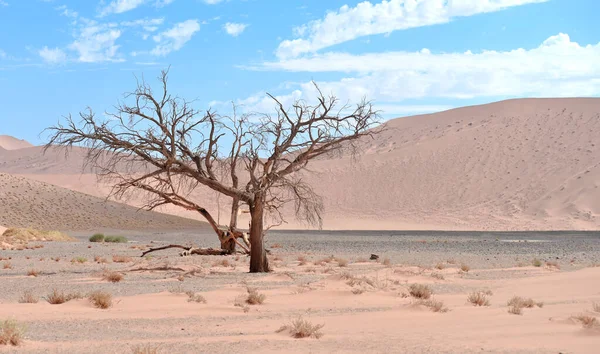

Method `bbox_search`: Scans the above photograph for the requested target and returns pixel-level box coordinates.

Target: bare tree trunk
[229,196,240,230]
[249,194,269,273]
[197,207,235,253]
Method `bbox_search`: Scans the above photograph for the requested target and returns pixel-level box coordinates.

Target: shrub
[245,287,266,305]
[112,255,133,263]
[0,320,25,346]
[131,344,162,354]
[88,291,112,309]
[186,292,207,304]
[2,262,12,269]
[467,291,490,306]
[593,302,600,313]
[572,315,598,329]
[44,289,83,304]
[409,284,432,299]
[276,317,324,339]
[418,299,449,313]
[337,258,349,267]
[532,258,542,267]
[105,236,128,243]
[18,290,38,304]
[431,273,445,280]
[435,263,445,270]
[460,264,470,272]
[507,296,542,314]
[26,269,40,277]
[297,255,307,266]
[89,233,105,242]
[71,257,87,264]
[102,270,124,283]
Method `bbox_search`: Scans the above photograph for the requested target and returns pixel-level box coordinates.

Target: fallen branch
[140,244,230,257]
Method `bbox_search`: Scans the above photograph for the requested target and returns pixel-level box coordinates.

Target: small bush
[213,259,231,267]
[270,243,283,249]
[546,261,560,269]
[94,256,108,264]
[131,344,162,354]
[44,289,83,304]
[245,287,266,305]
[71,257,87,264]
[467,291,490,306]
[105,236,128,243]
[337,258,349,267]
[351,288,365,295]
[418,299,449,313]
[89,233,105,242]
[102,270,124,283]
[88,291,112,309]
[435,263,445,270]
[460,264,470,272]
[186,292,207,304]
[112,255,133,263]
[26,269,40,277]
[276,317,324,339]
[532,258,542,267]
[2,262,12,269]
[409,284,432,299]
[571,315,599,329]
[0,320,25,346]
[507,296,542,314]
[18,290,38,304]
[508,305,523,315]
[431,273,445,280]
[297,255,307,266]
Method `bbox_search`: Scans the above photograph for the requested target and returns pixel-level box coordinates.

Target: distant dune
[0,135,34,150]
[1,97,599,231]
[0,173,207,231]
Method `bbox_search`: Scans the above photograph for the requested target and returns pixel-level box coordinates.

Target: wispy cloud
[99,0,146,16]
[39,46,67,64]
[150,19,200,56]
[276,0,549,59]
[223,22,248,37]
[0,1,8,7]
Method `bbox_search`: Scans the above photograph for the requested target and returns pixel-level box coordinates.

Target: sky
[0,0,598,145]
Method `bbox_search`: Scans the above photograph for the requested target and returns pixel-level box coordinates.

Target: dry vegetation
[0,320,25,346]
[276,317,324,339]
[112,255,133,263]
[382,258,391,266]
[26,269,40,277]
[2,262,12,269]
[131,343,162,354]
[507,296,543,315]
[532,258,543,267]
[185,291,207,304]
[70,257,87,264]
[18,290,39,304]
[460,264,470,272]
[88,291,113,309]
[467,291,491,306]
[337,258,349,267]
[102,270,124,283]
[1,228,75,244]
[418,299,449,313]
[244,287,266,305]
[545,260,560,269]
[44,289,83,305]
[571,315,599,329]
[409,284,432,299]
[593,302,600,313]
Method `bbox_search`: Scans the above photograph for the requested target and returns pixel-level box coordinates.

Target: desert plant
[431,273,445,280]
[102,270,124,283]
[213,258,231,267]
[337,258,349,267]
[276,317,324,339]
[44,289,83,304]
[270,243,283,249]
[409,284,432,299]
[532,258,542,267]
[467,291,491,306]
[89,233,105,242]
[351,288,365,295]
[435,263,445,270]
[88,291,112,309]
[131,344,162,354]
[297,255,308,266]
[112,255,133,263]
[593,302,600,313]
[0,320,25,346]
[460,264,470,272]
[186,292,207,304]
[245,287,266,305]
[105,235,128,243]
[2,262,12,269]
[71,257,87,264]
[545,261,560,269]
[18,290,38,304]
[26,269,40,277]
[571,315,599,329]
[418,299,449,313]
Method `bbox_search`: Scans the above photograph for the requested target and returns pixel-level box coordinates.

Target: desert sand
[0,229,599,353]
[1,98,599,231]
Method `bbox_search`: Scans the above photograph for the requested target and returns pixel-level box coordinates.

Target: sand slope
[0,98,598,230]
[0,135,33,150]
[0,173,207,231]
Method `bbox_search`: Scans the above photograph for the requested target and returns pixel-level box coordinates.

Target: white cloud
[151,19,200,56]
[99,0,146,16]
[223,22,248,37]
[155,0,175,7]
[0,1,8,7]
[237,33,600,115]
[203,0,224,4]
[276,0,549,59]
[39,46,67,64]
[0,49,6,58]
[68,21,123,62]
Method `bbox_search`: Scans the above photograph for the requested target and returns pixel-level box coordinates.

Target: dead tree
[44,69,381,273]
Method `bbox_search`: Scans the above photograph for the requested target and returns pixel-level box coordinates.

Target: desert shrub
[213,259,231,267]
[105,235,128,243]
[593,302,600,313]
[131,344,162,354]
[297,255,307,266]
[508,305,522,315]
[270,243,283,249]
[431,273,445,280]
[26,269,40,277]
[18,290,38,304]
[507,296,542,314]
[532,258,542,267]
[2,262,12,269]
[545,261,560,269]
[186,292,207,304]
[571,315,599,329]
[337,258,349,267]
[112,255,133,263]
[409,284,432,299]
[435,263,445,270]
[245,287,266,305]
[88,291,112,309]
[71,257,87,264]
[467,291,491,306]
[44,289,83,304]
[418,299,449,313]
[0,320,25,346]
[460,264,470,272]
[351,288,365,295]
[89,233,105,242]
[102,270,124,283]
[276,317,324,339]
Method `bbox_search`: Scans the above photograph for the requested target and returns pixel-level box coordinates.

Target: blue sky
[0,0,598,145]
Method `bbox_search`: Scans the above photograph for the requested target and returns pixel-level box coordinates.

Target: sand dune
[0,173,207,231]
[1,97,599,230]
[0,135,33,150]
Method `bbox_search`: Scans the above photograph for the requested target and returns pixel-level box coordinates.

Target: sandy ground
[2,98,599,231]
[1,229,599,353]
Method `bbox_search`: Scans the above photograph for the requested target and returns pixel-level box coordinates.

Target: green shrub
[89,233,105,242]
[104,236,128,243]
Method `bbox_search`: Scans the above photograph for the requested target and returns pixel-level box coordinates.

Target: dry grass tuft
[460,264,470,272]
[507,296,543,315]
[26,269,40,277]
[94,255,109,264]
[337,258,349,267]
[571,315,599,329]
[431,273,445,280]
[467,291,491,306]
[112,255,133,263]
[71,257,87,264]
[532,258,542,267]
[409,284,432,299]
[435,263,445,270]
[593,303,600,313]
[270,243,283,249]
[18,290,38,304]
[88,290,113,309]
[44,289,83,304]
[186,291,207,304]
[1,228,76,243]
[276,317,324,339]
[245,287,266,305]
[131,343,162,354]
[297,255,308,266]
[2,262,12,269]
[418,299,449,313]
[102,270,124,283]
[0,320,26,346]
[508,305,523,315]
